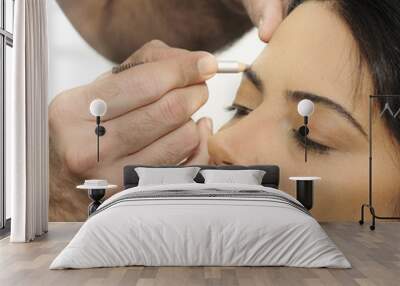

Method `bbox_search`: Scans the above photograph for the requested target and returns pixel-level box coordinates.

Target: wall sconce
[90,99,107,162]
[297,99,314,162]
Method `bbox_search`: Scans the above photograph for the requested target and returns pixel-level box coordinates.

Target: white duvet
[50,183,351,269]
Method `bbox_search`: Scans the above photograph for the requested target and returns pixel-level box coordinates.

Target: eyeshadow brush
[112,60,249,74]
[217,61,249,73]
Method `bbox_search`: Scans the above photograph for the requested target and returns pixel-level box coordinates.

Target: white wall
[47,0,112,101]
[47,0,265,130]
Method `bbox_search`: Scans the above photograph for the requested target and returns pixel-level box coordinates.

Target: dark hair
[288,0,400,145]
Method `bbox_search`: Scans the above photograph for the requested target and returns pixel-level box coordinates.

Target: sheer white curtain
[7,0,49,242]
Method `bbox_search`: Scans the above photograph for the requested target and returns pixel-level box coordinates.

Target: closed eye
[226,104,253,118]
[292,129,333,154]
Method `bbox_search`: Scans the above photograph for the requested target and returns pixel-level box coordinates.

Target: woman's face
[208,1,400,221]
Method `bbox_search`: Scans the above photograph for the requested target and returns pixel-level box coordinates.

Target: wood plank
[0,222,399,286]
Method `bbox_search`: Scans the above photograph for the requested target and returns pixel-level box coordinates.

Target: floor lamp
[359,95,400,230]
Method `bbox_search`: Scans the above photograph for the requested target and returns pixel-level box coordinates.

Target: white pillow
[135,167,200,186]
[200,169,266,185]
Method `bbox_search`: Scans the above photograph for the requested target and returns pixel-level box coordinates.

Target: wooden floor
[0,222,399,286]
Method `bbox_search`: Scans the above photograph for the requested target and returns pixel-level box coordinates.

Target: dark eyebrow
[287,90,368,139]
[244,68,264,92]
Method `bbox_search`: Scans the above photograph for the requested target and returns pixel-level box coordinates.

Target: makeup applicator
[112,61,249,74]
[217,61,249,73]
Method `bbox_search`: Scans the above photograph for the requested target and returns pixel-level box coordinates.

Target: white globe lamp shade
[90,99,107,117]
[297,99,314,117]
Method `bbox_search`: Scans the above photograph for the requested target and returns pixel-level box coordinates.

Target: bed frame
[123,165,280,189]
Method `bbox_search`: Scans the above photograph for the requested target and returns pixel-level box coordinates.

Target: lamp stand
[304,116,308,162]
[359,95,400,230]
[94,116,106,162]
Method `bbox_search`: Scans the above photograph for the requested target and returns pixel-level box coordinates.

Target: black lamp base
[88,189,106,215]
[296,180,313,210]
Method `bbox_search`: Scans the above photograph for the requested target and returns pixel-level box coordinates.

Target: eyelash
[226,104,253,117]
[227,105,332,155]
[292,129,332,155]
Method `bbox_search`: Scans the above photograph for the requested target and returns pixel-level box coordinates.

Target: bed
[50,165,350,269]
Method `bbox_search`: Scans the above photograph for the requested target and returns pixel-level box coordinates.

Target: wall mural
[48,0,400,223]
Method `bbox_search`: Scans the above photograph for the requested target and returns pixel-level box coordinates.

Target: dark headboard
[123,165,280,189]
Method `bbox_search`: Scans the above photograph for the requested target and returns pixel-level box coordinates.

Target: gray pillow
[200,169,266,185]
[135,167,201,186]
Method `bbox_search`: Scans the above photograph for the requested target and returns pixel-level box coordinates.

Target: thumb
[241,0,287,43]
[184,117,213,165]
[258,0,286,42]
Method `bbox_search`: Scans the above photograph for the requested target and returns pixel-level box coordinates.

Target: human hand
[49,40,216,220]
[239,0,290,42]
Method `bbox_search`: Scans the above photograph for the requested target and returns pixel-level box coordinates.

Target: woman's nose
[208,133,237,165]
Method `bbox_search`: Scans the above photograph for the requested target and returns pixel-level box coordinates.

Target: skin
[208,1,400,221]
[52,0,400,222]
[49,1,290,221]
[49,42,215,221]
[56,0,288,62]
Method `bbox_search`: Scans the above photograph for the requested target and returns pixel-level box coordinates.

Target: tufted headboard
[123,165,280,189]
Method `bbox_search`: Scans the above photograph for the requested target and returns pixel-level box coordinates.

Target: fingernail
[258,18,266,38]
[259,18,263,28]
[197,54,218,79]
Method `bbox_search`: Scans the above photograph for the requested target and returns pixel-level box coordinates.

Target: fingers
[90,121,201,182]
[258,0,285,42]
[87,120,202,182]
[95,40,178,80]
[114,120,201,168]
[123,40,190,65]
[80,51,217,120]
[242,0,266,26]
[184,117,213,165]
[103,84,208,158]
[242,0,287,42]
